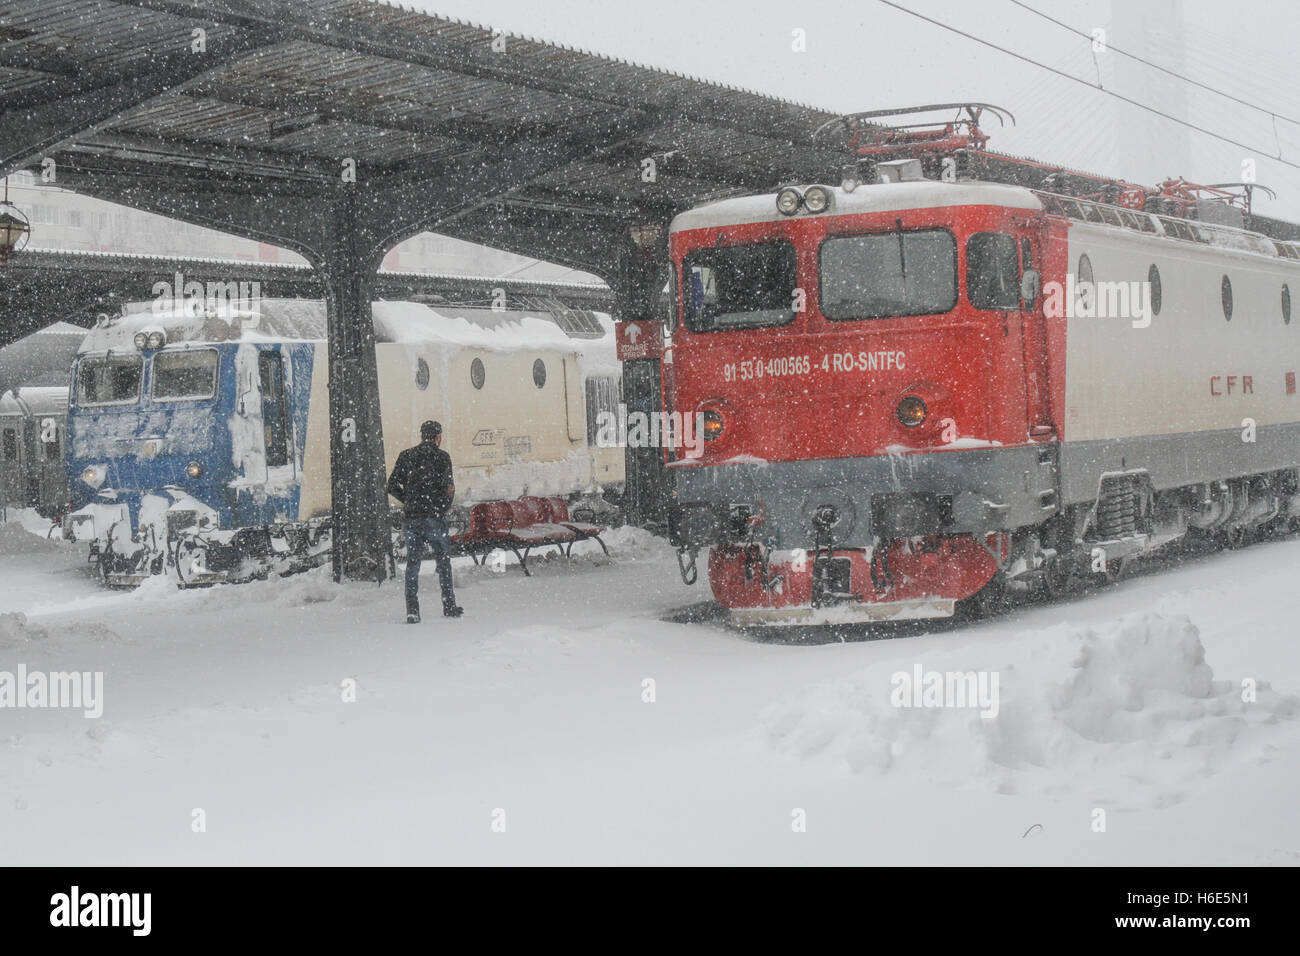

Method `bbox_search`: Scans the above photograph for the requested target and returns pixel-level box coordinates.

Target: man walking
[387,420,464,623]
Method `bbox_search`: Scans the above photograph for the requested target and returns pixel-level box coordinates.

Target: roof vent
[1193,199,1244,230]
[877,159,926,184]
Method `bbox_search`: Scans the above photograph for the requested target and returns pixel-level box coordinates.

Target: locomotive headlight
[896,395,928,428]
[775,187,803,216]
[81,465,105,488]
[146,331,166,350]
[702,408,724,440]
[133,332,149,350]
[185,460,204,480]
[803,185,833,213]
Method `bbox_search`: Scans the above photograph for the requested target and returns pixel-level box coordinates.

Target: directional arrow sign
[616,320,663,361]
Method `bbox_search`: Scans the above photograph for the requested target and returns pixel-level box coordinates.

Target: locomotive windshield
[820,228,957,319]
[683,240,797,331]
[152,349,219,401]
[76,354,143,406]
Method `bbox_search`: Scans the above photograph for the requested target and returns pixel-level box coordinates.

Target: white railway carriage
[1057,210,1300,508]
[0,386,69,519]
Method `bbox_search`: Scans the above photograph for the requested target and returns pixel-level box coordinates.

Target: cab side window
[967,232,1021,310]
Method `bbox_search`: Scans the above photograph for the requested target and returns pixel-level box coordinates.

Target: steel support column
[319,191,391,583]
[613,240,672,529]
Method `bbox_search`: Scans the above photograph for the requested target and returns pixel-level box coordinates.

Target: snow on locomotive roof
[670,180,1042,232]
[0,386,69,418]
[77,298,614,356]
[30,321,87,337]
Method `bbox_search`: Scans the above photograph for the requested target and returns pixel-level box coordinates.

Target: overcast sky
[404,0,1300,220]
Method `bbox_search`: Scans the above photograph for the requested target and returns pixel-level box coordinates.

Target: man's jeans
[404,516,455,609]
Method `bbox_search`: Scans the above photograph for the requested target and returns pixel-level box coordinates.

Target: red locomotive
[662,105,1300,624]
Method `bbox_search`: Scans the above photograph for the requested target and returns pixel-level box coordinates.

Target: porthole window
[1076,254,1094,313]
[415,357,430,390]
[470,357,485,390]
[1284,284,1292,325]
[1221,275,1233,321]
[1148,264,1162,315]
[532,358,547,389]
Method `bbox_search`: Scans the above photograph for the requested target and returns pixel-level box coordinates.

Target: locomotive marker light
[776,187,803,215]
[896,395,929,428]
[701,408,724,440]
[803,185,833,213]
[185,461,204,480]
[133,331,167,350]
[81,466,105,489]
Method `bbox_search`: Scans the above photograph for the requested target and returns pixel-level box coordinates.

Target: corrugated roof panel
[1,0,844,274]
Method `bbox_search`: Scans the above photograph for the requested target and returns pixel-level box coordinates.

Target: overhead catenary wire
[874,0,1299,171]
[1007,0,1300,129]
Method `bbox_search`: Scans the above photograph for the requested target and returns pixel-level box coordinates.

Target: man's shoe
[406,611,421,624]
[443,604,464,618]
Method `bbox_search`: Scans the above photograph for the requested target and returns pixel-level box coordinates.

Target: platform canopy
[0,247,615,347]
[0,0,841,274]
[0,0,844,581]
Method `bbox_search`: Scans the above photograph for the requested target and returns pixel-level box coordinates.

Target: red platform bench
[451,496,609,576]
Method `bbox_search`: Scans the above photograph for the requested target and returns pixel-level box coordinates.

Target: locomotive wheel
[956,571,1008,620]
[1100,556,1131,585]
[1042,557,1076,599]
[1222,526,1251,550]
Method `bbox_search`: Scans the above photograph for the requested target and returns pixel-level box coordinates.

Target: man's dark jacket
[387,441,454,518]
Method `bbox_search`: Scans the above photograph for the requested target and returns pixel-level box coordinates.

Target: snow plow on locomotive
[664,105,1300,625]
[61,297,623,586]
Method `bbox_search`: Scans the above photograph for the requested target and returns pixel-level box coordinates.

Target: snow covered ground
[1,510,1297,866]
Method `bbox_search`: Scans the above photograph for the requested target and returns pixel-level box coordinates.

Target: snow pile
[456,449,609,503]
[0,611,48,647]
[761,613,1297,800]
[186,566,392,613]
[594,525,674,561]
[2,507,58,537]
[1049,613,1216,744]
[0,522,62,556]
[126,574,179,603]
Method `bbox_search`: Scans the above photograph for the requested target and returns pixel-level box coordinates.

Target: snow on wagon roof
[0,386,69,418]
[76,299,614,356]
